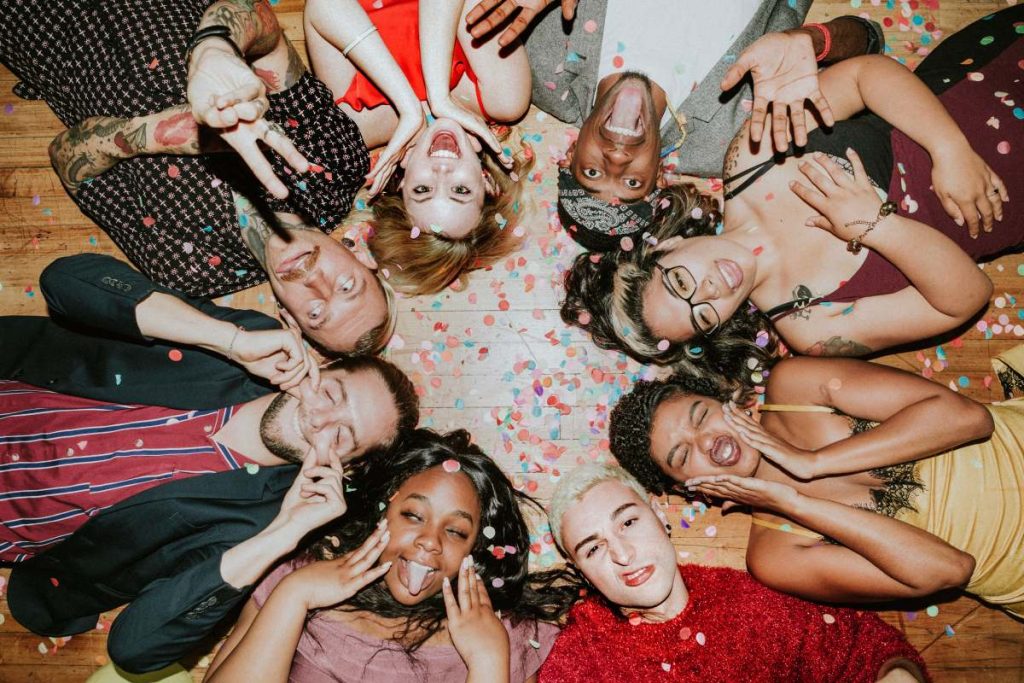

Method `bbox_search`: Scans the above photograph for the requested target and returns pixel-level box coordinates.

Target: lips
[428,131,461,159]
[399,557,438,596]
[622,565,655,587]
[716,259,744,292]
[604,85,645,137]
[709,435,741,467]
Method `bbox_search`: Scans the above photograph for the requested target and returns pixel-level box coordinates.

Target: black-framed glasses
[654,262,721,337]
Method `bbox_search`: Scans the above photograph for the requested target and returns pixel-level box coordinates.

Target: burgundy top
[253,560,559,682]
[539,565,927,683]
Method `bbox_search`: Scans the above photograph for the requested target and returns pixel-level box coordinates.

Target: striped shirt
[0,381,253,563]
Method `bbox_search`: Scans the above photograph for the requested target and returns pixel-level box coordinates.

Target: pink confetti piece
[584,19,598,33]
[619,236,634,251]
[823,613,836,624]
[442,459,461,473]
[997,141,1011,154]
[657,339,670,351]
[410,226,421,238]
[168,349,183,362]
[695,632,706,646]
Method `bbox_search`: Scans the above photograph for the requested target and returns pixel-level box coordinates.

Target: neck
[596,73,669,122]
[212,394,289,466]
[624,568,689,623]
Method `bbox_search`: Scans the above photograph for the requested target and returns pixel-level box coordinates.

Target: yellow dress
[759,345,1024,619]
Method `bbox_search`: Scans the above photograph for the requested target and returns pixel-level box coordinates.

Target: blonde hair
[368,133,534,296]
[548,464,650,553]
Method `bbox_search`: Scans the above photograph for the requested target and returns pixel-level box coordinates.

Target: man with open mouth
[485,0,887,251]
[540,464,928,682]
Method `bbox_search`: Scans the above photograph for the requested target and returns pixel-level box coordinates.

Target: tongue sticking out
[406,560,434,596]
[607,86,644,136]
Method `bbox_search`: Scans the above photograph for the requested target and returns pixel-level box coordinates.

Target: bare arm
[456,0,530,122]
[687,476,975,603]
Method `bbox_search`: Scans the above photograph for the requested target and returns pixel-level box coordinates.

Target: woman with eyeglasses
[560,7,1022,374]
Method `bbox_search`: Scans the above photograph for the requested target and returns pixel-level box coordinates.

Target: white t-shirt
[596,0,763,124]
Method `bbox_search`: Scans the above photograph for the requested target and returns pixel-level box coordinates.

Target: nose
[697,276,720,302]
[306,268,334,299]
[415,526,443,554]
[607,535,635,566]
[602,145,632,168]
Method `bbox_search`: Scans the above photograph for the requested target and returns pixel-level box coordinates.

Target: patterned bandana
[557,167,662,251]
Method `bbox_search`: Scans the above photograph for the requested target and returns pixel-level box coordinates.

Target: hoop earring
[684,343,705,360]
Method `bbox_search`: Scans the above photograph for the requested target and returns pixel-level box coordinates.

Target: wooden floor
[2,1,1023,681]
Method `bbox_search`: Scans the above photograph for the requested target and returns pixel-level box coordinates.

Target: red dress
[337,0,489,119]
[539,565,928,683]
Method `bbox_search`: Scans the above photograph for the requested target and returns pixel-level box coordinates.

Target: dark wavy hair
[308,428,578,651]
[321,355,419,450]
[609,373,742,495]
[559,183,779,383]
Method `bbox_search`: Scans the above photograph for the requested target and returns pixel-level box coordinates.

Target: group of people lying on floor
[1,0,1022,680]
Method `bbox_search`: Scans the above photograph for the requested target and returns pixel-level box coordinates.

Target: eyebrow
[571,501,638,554]
[339,380,361,452]
[403,492,475,524]
[667,401,701,468]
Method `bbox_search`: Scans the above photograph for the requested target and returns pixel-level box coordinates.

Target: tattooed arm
[233,191,321,270]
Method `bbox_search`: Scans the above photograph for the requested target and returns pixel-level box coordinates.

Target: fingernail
[382,560,393,570]
[462,555,472,569]
[443,576,451,587]
[955,218,964,226]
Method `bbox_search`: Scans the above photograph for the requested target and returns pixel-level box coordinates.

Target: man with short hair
[541,464,926,682]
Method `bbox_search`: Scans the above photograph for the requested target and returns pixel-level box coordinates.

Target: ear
[349,242,379,270]
[649,496,671,533]
[653,235,684,253]
[482,169,499,197]
[558,141,576,168]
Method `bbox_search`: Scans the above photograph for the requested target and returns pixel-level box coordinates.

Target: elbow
[909,551,975,595]
[107,636,168,675]
[965,402,995,442]
[950,276,993,321]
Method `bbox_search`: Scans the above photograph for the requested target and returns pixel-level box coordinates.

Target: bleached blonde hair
[548,463,650,553]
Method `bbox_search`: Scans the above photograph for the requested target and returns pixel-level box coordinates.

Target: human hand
[277,447,348,542]
[931,143,1008,237]
[366,105,426,197]
[187,44,309,198]
[229,326,321,397]
[465,0,579,47]
[429,97,512,168]
[789,150,885,241]
[443,556,510,673]
[285,518,392,611]
[721,30,834,152]
[722,402,819,480]
[684,473,799,514]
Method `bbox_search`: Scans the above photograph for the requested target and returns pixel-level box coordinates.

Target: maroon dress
[0,0,369,298]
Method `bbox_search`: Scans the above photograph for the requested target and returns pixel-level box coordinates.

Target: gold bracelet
[845,201,897,254]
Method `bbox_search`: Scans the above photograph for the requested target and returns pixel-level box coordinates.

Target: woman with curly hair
[607,344,1024,619]
[561,7,1022,366]
[205,428,575,682]
[306,0,533,296]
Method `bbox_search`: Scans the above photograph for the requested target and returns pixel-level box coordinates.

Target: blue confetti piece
[1014,108,1024,120]
[455,398,465,409]
[616,41,625,53]
[238,214,249,228]
[296,181,308,192]
[234,269,248,277]
[356,199,367,210]
[566,51,581,63]
[202,225,214,233]
[115,374,122,386]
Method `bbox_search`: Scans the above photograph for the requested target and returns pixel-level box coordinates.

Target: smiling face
[571,73,662,202]
[378,466,481,605]
[640,235,757,343]
[264,230,387,354]
[648,393,761,483]
[560,480,680,610]
[259,367,400,464]
[401,118,493,240]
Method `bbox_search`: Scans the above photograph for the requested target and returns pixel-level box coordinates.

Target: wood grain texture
[1,1,1022,681]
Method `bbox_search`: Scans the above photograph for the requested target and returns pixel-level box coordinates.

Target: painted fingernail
[443,576,451,587]
[462,556,472,569]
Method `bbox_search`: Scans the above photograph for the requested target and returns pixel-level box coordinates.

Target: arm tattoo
[49,117,146,195]
[804,336,873,357]
[232,192,318,269]
[201,0,282,58]
[722,124,745,180]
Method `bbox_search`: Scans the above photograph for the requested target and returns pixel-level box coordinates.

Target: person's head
[549,464,679,611]
[311,429,571,649]
[609,374,759,495]
[259,355,419,465]
[560,183,777,379]
[264,229,396,355]
[557,72,667,250]
[369,120,532,295]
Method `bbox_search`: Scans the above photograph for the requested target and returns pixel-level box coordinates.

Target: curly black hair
[307,428,578,652]
[608,373,739,495]
[559,183,779,385]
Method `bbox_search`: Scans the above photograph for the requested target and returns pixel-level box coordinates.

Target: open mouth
[603,85,645,138]
[716,259,743,292]
[622,565,655,587]
[709,435,741,467]
[399,557,439,596]
[276,246,320,282]
[428,131,461,160]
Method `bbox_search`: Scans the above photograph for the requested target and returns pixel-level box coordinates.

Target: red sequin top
[539,565,928,683]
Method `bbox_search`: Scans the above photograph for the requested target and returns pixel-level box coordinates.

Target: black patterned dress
[0,0,369,297]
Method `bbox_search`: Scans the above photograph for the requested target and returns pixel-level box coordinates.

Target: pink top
[253,560,560,682]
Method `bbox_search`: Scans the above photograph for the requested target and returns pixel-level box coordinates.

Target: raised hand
[722,403,819,480]
[684,473,800,515]
[187,43,309,198]
[443,556,510,675]
[931,143,1008,237]
[228,325,321,396]
[465,0,579,47]
[366,105,426,197]
[285,518,392,611]
[278,447,348,533]
[789,150,884,240]
[721,30,835,152]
